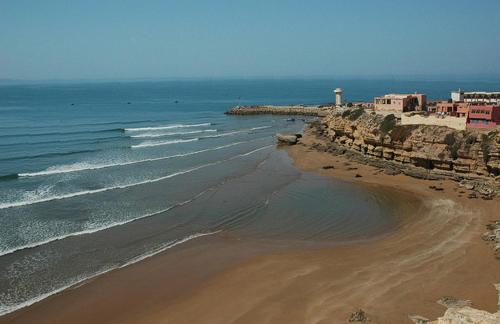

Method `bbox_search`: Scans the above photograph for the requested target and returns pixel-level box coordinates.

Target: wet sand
[2,131,499,324]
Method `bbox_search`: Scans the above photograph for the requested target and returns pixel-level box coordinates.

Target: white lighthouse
[334,88,344,107]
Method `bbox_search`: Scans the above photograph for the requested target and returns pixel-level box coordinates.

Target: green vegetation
[379,114,396,134]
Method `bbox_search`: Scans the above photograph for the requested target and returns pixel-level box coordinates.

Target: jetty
[225,105,329,117]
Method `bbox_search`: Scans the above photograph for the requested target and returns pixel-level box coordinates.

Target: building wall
[401,114,467,130]
[436,101,469,117]
[374,98,405,112]
[451,91,464,102]
[467,105,500,129]
[374,94,425,113]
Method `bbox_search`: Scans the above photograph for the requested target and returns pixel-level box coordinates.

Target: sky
[1,0,500,80]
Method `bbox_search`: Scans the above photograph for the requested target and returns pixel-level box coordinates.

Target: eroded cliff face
[314,109,500,181]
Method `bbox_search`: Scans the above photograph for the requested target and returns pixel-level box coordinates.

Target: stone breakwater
[307,108,500,196]
[225,105,329,116]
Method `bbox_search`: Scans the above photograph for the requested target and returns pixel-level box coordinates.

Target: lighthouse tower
[334,88,344,107]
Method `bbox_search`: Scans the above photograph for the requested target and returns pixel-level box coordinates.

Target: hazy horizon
[1,0,500,80]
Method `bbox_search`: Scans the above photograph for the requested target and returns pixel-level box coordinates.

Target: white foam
[130,129,217,138]
[200,126,272,139]
[19,142,245,177]
[131,138,199,149]
[125,123,211,132]
[250,126,272,131]
[0,145,273,210]
[0,230,220,316]
[0,191,208,257]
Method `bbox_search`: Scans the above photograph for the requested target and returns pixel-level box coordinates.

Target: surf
[129,129,217,138]
[131,138,199,148]
[18,142,246,177]
[0,189,209,257]
[0,145,272,209]
[0,230,220,317]
[125,123,211,132]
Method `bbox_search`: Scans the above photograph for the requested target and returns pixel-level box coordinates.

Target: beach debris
[437,296,472,308]
[347,167,358,171]
[322,165,335,170]
[355,173,362,178]
[348,309,369,322]
[408,314,430,323]
[276,133,299,145]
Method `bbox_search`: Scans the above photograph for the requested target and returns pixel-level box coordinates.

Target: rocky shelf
[225,105,329,116]
[307,108,500,196]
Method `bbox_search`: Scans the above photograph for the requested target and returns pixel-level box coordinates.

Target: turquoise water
[0,79,498,315]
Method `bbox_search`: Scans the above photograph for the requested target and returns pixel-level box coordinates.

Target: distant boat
[286,118,296,122]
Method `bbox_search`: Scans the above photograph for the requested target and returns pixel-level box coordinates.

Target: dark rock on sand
[276,134,298,145]
[437,296,472,308]
[349,309,368,322]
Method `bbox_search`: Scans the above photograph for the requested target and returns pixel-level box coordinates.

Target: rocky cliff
[310,108,500,193]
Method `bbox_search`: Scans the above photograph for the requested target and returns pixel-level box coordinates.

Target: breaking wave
[0,230,220,316]
[0,190,210,257]
[130,129,217,138]
[18,142,245,177]
[131,138,199,148]
[0,145,272,210]
[125,123,211,132]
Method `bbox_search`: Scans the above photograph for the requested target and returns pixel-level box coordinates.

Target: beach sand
[2,130,499,324]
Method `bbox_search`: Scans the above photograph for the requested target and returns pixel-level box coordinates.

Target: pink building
[374,93,427,113]
[467,105,500,129]
[435,101,469,117]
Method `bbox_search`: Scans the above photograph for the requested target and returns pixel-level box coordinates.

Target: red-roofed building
[467,105,500,129]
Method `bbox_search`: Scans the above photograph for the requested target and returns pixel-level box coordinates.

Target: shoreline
[2,131,499,323]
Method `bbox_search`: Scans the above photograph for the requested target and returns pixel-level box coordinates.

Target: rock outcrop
[309,109,500,195]
[277,133,300,145]
[409,285,500,323]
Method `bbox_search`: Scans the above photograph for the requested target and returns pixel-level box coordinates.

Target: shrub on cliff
[389,125,418,142]
[348,108,364,121]
[341,109,351,118]
[444,133,461,160]
[379,114,396,134]
[480,130,498,163]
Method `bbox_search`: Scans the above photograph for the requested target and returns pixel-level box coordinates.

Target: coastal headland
[2,106,499,324]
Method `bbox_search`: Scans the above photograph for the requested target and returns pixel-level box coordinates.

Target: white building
[334,88,343,106]
[462,91,500,104]
[451,89,464,102]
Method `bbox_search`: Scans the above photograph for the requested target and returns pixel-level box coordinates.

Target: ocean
[1,78,499,315]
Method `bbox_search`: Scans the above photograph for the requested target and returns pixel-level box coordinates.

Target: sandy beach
[2,130,499,324]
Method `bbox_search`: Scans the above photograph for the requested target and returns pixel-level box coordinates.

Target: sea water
[1,78,499,315]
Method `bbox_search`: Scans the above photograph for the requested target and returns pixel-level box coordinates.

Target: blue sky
[1,0,500,80]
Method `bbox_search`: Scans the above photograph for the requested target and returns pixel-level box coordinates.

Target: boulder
[276,134,298,145]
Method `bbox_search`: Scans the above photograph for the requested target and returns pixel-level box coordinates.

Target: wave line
[131,138,198,149]
[0,145,272,209]
[18,142,245,177]
[0,190,209,257]
[125,123,211,132]
[0,231,220,316]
